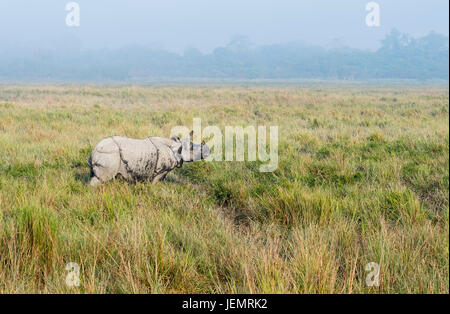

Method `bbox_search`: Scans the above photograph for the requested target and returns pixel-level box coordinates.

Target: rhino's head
[171,131,210,165]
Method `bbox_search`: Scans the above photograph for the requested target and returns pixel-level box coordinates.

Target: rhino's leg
[89,138,122,185]
[152,171,169,184]
[89,176,101,187]
[90,151,121,184]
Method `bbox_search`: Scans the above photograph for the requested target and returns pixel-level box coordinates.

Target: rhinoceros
[88,132,210,186]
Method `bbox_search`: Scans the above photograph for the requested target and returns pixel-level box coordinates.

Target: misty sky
[0,0,448,53]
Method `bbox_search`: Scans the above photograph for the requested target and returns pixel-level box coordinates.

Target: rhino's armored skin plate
[88,134,210,187]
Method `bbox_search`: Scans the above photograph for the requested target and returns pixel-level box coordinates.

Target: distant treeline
[0,29,448,81]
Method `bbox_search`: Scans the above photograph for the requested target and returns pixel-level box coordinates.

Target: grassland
[0,84,448,293]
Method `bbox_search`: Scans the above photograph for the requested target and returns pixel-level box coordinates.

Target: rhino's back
[112,136,158,180]
[93,137,119,154]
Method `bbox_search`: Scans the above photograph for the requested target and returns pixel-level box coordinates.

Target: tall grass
[0,84,448,293]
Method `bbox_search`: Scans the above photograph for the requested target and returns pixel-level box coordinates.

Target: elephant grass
[0,84,448,293]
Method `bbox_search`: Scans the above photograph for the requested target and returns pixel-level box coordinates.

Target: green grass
[0,84,448,293]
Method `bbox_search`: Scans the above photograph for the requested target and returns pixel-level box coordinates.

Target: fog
[0,0,448,52]
[0,1,448,81]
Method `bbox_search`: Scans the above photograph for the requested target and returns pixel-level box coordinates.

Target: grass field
[0,84,448,293]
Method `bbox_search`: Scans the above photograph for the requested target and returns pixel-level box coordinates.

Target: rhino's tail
[88,154,94,178]
[87,153,101,187]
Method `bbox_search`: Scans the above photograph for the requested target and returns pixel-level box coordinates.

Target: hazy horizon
[0,0,448,53]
